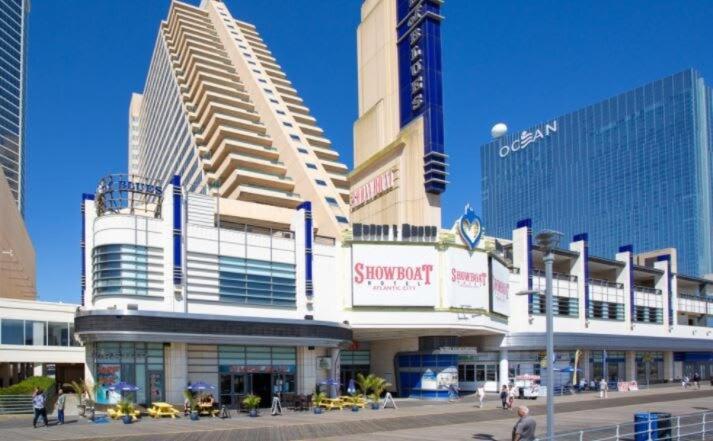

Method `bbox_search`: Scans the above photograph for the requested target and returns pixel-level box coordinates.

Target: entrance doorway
[252,373,272,407]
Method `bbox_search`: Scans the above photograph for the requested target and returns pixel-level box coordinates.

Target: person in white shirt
[599,378,608,398]
[477,382,486,408]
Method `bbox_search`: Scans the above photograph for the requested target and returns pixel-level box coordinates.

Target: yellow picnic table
[341,395,367,408]
[148,401,181,418]
[107,406,140,421]
[321,397,344,410]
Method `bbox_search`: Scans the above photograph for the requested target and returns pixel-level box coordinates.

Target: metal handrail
[535,410,711,441]
[633,285,662,295]
[588,278,624,289]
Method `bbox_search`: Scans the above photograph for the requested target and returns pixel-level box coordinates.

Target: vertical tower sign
[396,0,446,194]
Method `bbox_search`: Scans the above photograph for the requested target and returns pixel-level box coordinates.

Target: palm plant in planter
[311,391,326,414]
[242,394,261,417]
[369,376,392,410]
[118,399,135,424]
[183,390,199,420]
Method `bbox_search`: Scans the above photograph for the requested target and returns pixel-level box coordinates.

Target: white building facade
[77,178,713,405]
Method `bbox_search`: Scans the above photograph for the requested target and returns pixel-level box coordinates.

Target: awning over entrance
[75,310,352,347]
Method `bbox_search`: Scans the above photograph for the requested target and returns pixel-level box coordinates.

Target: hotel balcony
[286,103,311,116]
[311,145,340,161]
[529,270,579,317]
[232,183,302,209]
[319,159,348,174]
[207,152,287,181]
[588,278,625,321]
[299,124,324,138]
[264,66,288,80]
[201,112,267,143]
[204,137,279,166]
[191,101,260,129]
[633,286,663,324]
[202,126,273,157]
[193,90,257,120]
[219,167,294,198]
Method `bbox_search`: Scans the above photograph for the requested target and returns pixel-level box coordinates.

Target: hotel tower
[129,0,351,238]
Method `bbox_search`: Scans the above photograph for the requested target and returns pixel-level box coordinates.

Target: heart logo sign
[458,204,483,251]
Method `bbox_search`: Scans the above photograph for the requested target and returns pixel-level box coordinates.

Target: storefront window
[24,321,46,346]
[94,342,165,405]
[1,319,23,345]
[48,322,69,346]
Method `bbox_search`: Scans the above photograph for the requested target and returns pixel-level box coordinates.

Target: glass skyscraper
[0,0,28,215]
[481,69,713,276]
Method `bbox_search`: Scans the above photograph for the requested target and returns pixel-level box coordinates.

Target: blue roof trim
[516,218,532,229]
[573,233,588,242]
[619,244,633,253]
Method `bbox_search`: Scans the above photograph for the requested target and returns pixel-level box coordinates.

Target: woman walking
[500,385,509,409]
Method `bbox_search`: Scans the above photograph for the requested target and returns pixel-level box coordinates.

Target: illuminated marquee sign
[351,169,396,208]
[397,0,447,195]
[498,120,558,158]
[95,174,164,218]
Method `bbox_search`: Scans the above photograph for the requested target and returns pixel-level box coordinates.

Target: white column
[165,343,187,404]
[499,350,509,388]
[582,350,592,383]
[296,346,317,395]
[569,239,587,323]
[663,351,674,382]
[615,249,633,328]
[33,363,43,377]
[329,347,340,398]
[625,351,636,381]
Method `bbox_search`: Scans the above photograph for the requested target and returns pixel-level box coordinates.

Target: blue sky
[25,0,713,302]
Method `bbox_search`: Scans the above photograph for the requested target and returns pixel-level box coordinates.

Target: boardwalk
[1,386,711,441]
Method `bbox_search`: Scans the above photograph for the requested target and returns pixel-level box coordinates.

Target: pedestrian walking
[512,406,537,441]
[500,385,509,409]
[56,388,66,425]
[599,378,608,399]
[682,375,690,389]
[32,388,48,428]
[477,382,485,408]
[508,384,516,409]
[693,372,701,389]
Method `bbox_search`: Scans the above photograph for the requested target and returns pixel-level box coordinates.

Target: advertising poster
[490,257,511,316]
[96,364,121,405]
[351,244,438,307]
[445,248,489,309]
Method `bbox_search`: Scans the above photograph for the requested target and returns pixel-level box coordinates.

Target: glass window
[297,148,308,154]
[282,121,292,127]
[1,319,23,345]
[325,197,338,206]
[269,98,278,104]
[306,163,317,170]
[48,322,69,346]
[315,179,326,186]
[336,216,349,224]
[25,321,46,346]
[289,134,300,141]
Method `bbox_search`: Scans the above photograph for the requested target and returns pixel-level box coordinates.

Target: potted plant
[183,390,200,420]
[370,376,391,410]
[118,399,135,424]
[242,394,261,417]
[312,391,326,414]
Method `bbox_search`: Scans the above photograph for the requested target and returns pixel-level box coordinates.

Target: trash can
[634,412,653,441]
[634,412,673,441]
[650,412,672,440]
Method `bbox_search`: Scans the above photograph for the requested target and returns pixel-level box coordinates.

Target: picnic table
[321,397,344,410]
[198,402,219,417]
[107,406,140,421]
[148,402,181,418]
[341,395,367,408]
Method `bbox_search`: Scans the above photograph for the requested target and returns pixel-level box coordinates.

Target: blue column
[297,201,313,297]
[172,175,182,286]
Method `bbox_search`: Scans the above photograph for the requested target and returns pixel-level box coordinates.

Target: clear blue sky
[25,0,713,302]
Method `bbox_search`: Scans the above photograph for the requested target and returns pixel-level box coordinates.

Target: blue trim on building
[674,352,713,362]
[517,219,533,309]
[657,254,674,326]
[396,0,446,195]
[80,193,95,307]
[172,175,182,286]
[574,233,590,317]
[618,244,633,253]
[297,201,313,297]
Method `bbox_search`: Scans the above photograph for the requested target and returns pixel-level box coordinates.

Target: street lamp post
[536,230,562,440]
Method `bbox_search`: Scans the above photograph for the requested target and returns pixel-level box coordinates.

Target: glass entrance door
[219,373,249,408]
